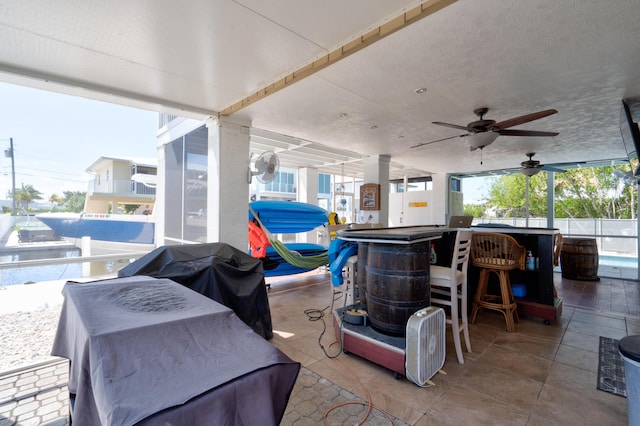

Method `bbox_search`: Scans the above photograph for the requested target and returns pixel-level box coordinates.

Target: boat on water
[34,156,158,252]
[36,212,155,250]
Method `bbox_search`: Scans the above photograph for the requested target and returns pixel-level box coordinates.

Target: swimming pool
[599,255,638,268]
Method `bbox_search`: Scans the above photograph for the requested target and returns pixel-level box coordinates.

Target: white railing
[87,179,156,196]
[473,217,638,257]
[0,250,151,288]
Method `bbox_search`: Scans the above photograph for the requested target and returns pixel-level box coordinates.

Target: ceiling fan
[411,107,559,150]
[520,152,566,176]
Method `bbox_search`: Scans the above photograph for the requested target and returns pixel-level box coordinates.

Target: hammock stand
[249,205,329,269]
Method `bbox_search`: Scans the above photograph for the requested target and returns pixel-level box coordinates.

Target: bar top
[471,226,559,235]
[337,225,448,244]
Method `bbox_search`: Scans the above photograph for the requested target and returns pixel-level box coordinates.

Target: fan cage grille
[405,306,446,386]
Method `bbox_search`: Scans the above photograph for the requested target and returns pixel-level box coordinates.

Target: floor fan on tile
[405,306,446,386]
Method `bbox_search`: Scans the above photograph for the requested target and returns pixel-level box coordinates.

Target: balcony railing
[87,179,156,196]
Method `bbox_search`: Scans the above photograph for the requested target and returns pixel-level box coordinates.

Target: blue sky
[0,82,158,201]
[463,176,492,204]
[0,81,491,206]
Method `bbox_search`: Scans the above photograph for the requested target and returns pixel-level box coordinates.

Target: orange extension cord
[305,307,398,426]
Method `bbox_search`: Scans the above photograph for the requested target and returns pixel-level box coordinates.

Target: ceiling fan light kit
[521,167,541,177]
[468,132,499,151]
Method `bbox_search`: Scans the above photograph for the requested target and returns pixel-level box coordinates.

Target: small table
[52,276,299,425]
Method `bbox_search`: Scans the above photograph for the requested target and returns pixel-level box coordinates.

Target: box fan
[405,306,446,386]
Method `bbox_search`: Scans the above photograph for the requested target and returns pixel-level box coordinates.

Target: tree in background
[62,191,86,213]
[481,165,634,219]
[48,193,64,211]
[487,173,548,218]
[11,184,44,213]
[554,166,634,219]
[463,203,486,217]
[123,204,141,214]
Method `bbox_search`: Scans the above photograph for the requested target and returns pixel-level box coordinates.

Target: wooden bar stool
[470,232,526,332]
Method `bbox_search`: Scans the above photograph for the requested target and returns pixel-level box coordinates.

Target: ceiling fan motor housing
[469,119,496,132]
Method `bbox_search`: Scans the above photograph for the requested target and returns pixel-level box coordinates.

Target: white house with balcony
[84,156,157,214]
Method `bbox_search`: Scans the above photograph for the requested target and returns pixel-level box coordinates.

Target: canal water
[0,248,131,286]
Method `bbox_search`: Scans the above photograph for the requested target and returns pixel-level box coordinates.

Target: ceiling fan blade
[432,121,469,131]
[411,134,467,149]
[490,109,558,130]
[496,129,559,137]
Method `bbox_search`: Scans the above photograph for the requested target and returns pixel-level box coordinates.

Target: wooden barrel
[356,242,368,311]
[561,237,600,281]
[365,241,430,336]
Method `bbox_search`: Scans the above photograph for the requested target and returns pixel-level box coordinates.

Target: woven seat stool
[470,232,526,332]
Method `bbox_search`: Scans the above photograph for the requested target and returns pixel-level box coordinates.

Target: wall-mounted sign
[360,183,380,211]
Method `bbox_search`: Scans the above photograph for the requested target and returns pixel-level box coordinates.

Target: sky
[463,176,493,204]
[0,80,491,207]
[0,82,159,202]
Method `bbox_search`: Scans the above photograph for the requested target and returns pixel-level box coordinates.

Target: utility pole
[4,138,16,215]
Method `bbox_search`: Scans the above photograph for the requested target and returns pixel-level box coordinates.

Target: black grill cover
[118,243,273,339]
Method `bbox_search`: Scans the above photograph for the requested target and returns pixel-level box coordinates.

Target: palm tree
[49,193,64,211]
[12,184,43,213]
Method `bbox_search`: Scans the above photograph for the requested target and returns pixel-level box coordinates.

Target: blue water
[0,248,129,286]
[1,263,83,286]
[599,255,638,268]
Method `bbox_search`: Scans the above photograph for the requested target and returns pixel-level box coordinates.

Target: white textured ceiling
[1,0,639,179]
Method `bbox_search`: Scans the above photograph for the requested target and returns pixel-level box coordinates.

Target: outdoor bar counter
[337,226,445,335]
[51,276,300,426]
[468,226,562,323]
[338,225,562,325]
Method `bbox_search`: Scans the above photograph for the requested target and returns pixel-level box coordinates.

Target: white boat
[36,157,157,252]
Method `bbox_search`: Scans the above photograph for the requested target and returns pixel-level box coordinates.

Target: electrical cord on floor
[323,355,397,426]
[304,305,397,426]
[304,306,342,359]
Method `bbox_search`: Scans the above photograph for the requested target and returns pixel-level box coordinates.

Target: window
[318,173,331,195]
[451,177,462,192]
[164,125,208,242]
[264,171,295,193]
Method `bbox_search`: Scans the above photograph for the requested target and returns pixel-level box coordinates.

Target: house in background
[84,156,157,214]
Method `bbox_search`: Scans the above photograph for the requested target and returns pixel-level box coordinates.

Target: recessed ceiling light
[339,113,348,118]
[415,88,427,94]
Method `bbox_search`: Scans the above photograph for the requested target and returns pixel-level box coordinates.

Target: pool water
[599,255,638,268]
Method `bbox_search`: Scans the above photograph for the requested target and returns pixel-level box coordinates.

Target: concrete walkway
[0,359,69,426]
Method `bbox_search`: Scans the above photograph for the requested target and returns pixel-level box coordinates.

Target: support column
[298,167,319,243]
[362,155,390,226]
[430,173,447,225]
[546,172,555,229]
[206,117,251,251]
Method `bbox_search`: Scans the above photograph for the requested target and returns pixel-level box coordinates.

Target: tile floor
[1,271,637,425]
[267,271,637,425]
